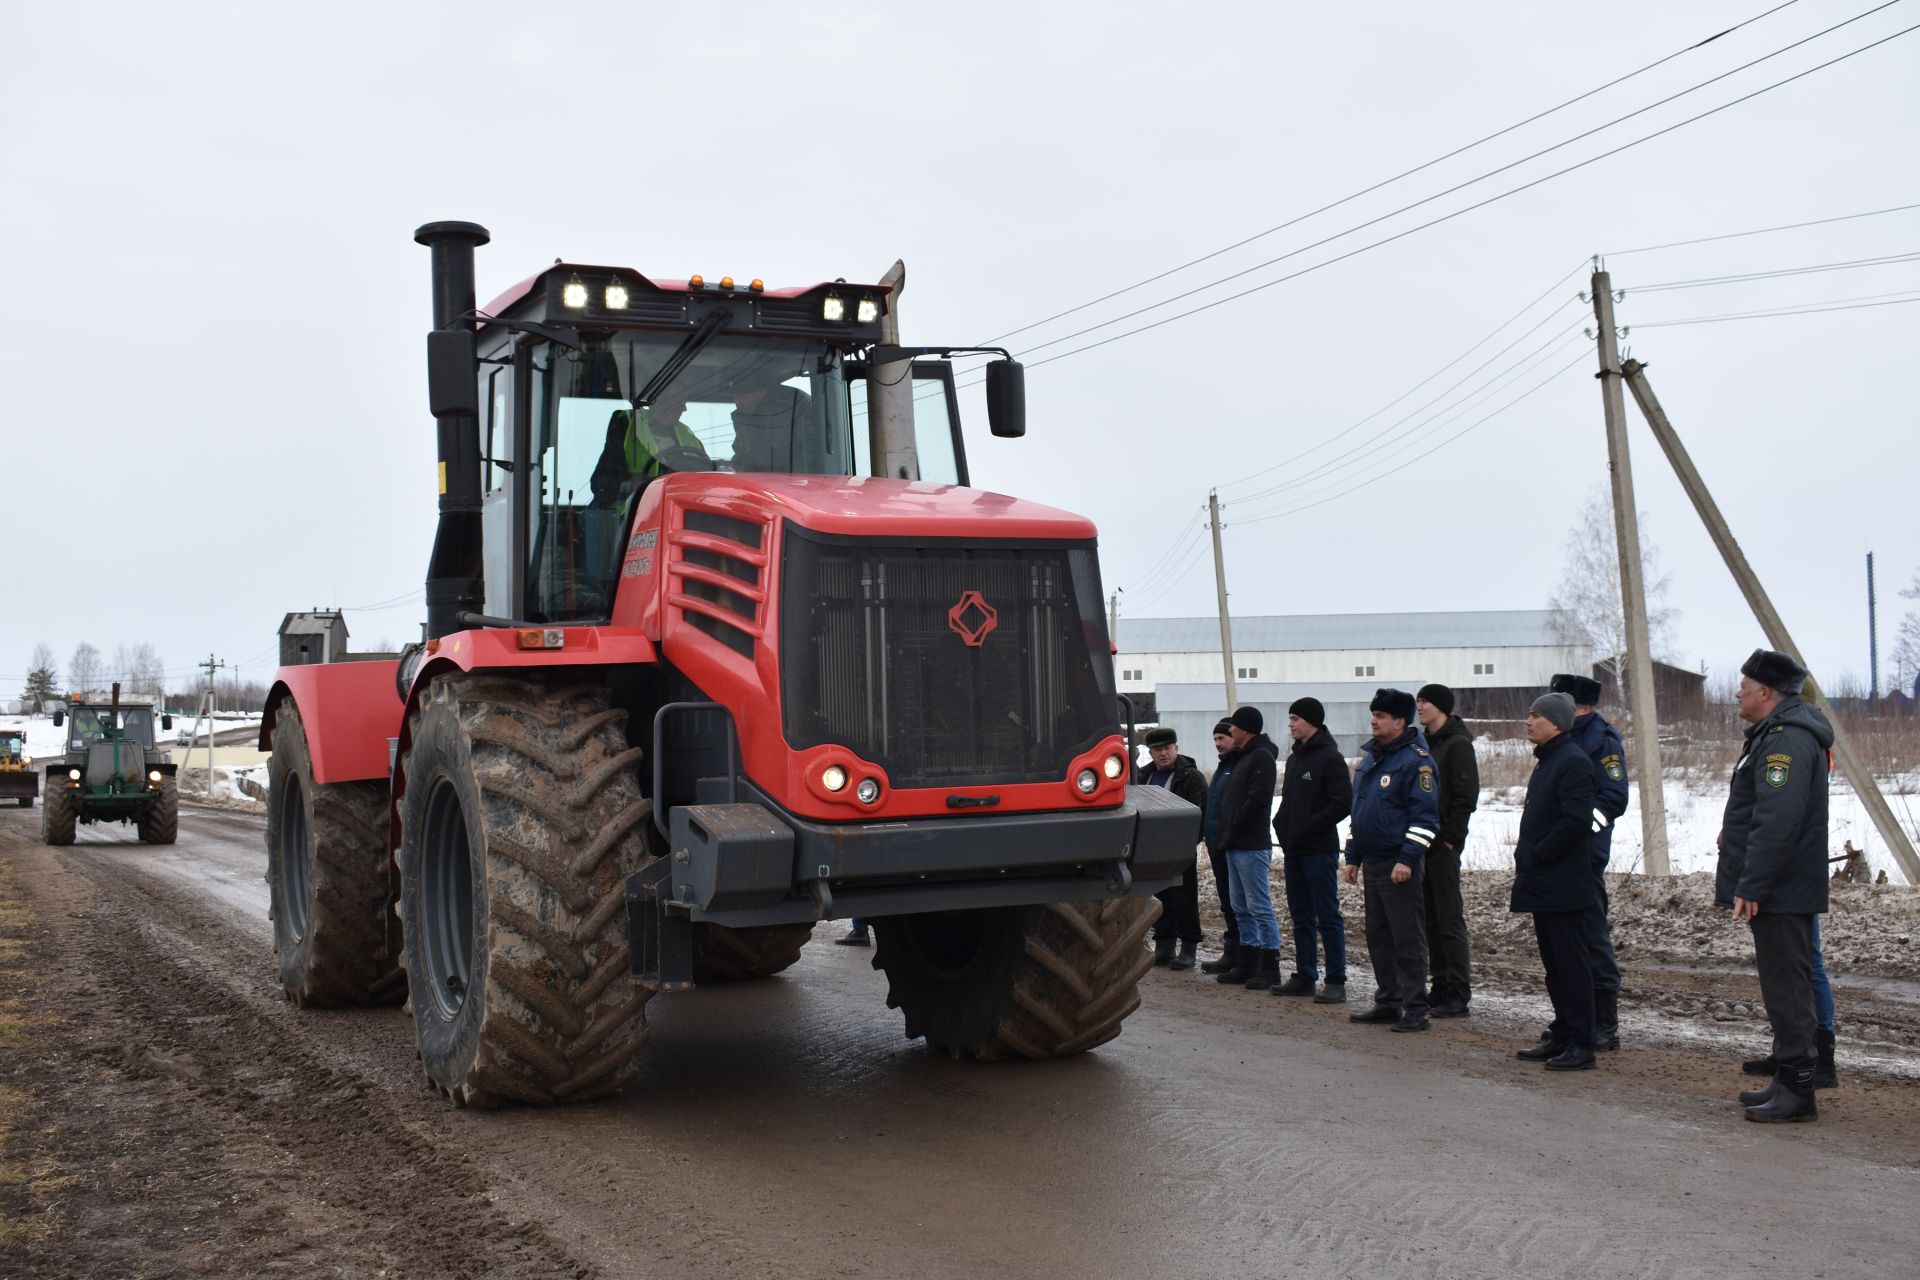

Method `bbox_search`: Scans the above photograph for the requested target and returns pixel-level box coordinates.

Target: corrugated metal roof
[279,612,348,636]
[1157,680,1388,712]
[1117,609,1566,654]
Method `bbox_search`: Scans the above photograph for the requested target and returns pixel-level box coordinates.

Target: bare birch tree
[1545,485,1679,687]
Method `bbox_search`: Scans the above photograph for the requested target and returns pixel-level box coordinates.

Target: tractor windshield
[66,706,156,751]
[525,334,855,621]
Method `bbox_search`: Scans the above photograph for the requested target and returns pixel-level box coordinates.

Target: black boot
[1814,1028,1837,1090]
[1741,1051,1777,1077]
[1272,972,1316,997]
[1593,989,1620,1052]
[1201,940,1241,975]
[1245,948,1280,991]
[1153,936,1175,967]
[1745,1067,1818,1123]
[1169,940,1197,972]
[1215,946,1259,985]
[1739,1073,1781,1108]
[1517,1040,1567,1061]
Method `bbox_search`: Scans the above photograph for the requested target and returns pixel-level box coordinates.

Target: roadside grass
[0,855,68,1251]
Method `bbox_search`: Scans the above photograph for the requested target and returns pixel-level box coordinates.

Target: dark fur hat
[1549,672,1604,706]
[1740,648,1808,695]
[1142,726,1178,748]
[1369,687,1416,722]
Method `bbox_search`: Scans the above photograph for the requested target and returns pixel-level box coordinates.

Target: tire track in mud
[2,831,595,1279]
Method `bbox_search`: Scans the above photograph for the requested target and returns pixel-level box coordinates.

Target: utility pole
[197,653,225,797]
[1208,489,1238,708]
[865,259,919,482]
[1620,359,1920,886]
[1591,270,1671,876]
[1108,590,1120,647]
[1868,552,1880,705]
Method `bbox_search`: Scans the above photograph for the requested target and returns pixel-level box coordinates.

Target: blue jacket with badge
[1346,727,1442,867]
[1569,710,1630,871]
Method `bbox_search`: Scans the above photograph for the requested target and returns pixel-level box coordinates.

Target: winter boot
[1518,1039,1567,1061]
[1169,940,1197,972]
[1745,1067,1818,1123]
[1739,1072,1782,1108]
[1313,980,1347,1004]
[1593,989,1620,1051]
[1814,1028,1838,1090]
[1245,948,1280,991]
[1544,1045,1596,1070]
[1154,936,1176,967]
[1741,1051,1777,1077]
[1215,946,1259,985]
[1272,972,1316,997]
[1201,940,1241,975]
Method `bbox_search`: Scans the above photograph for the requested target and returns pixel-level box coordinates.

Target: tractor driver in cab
[590,384,710,509]
[728,364,812,473]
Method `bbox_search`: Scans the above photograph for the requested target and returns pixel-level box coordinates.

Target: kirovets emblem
[947,589,999,647]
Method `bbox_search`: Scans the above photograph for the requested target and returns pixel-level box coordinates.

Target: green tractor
[42,685,178,846]
[0,729,36,808]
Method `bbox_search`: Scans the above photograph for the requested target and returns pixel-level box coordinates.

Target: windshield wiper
[635,309,731,408]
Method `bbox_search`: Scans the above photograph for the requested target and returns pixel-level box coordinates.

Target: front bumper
[630,782,1202,930]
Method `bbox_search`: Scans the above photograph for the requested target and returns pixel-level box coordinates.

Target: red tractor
[262,222,1199,1106]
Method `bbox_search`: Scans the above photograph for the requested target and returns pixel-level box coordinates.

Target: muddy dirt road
[3,807,1918,1279]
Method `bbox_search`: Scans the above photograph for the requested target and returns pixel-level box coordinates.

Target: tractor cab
[0,729,24,763]
[60,703,160,752]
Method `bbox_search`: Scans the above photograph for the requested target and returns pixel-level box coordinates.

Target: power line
[1231,349,1592,527]
[1216,260,1589,493]
[1624,250,1920,292]
[1626,289,1920,327]
[1016,17,1920,375]
[1126,513,1210,600]
[1011,2,1908,364]
[983,0,1809,347]
[1604,199,1920,256]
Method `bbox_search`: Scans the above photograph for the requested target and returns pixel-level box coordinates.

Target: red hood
[661,473,1098,541]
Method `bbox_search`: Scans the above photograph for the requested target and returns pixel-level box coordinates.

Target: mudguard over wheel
[397,674,653,1107]
[872,896,1161,1060]
[266,700,398,1007]
[693,923,812,981]
[137,781,179,845]
[42,779,75,846]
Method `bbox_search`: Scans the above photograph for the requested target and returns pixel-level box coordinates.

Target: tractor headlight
[149,770,162,783]
[68,768,81,781]
[821,764,848,793]
[855,778,880,805]
[1076,768,1098,795]
[855,297,879,324]
[821,293,846,322]
[1103,754,1124,779]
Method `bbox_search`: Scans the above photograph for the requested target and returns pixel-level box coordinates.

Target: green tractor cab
[0,729,36,808]
[43,685,177,846]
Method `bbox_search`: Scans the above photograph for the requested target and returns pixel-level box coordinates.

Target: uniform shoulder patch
[1601,753,1624,782]
[1418,765,1434,792]
[1764,752,1791,788]
[1413,746,1430,758]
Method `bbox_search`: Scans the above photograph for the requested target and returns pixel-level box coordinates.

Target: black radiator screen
[780,525,1118,789]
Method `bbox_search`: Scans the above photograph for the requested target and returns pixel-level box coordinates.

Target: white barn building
[1119,610,1591,753]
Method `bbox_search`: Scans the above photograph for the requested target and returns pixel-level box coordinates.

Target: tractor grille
[86,741,145,786]
[779,525,1117,790]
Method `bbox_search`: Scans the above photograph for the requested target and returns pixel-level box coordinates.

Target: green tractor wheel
[138,781,179,845]
[42,781,76,846]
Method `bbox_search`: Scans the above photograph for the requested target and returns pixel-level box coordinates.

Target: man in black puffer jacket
[1270,698,1352,1002]
[1719,648,1833,1124]
[1214,706,1284,991]
[1509,693,1601,1073]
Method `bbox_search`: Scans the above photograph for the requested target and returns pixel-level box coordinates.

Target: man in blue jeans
[1270,698,1353,1003]
[1212,706,1284,991]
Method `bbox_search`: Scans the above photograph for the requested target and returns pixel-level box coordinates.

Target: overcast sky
[3,0,1916,701]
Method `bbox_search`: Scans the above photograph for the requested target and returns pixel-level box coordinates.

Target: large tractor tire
[872,896,1161,1060]
[137,781,179,845]
[397,673,653,1107]
[266,700,398,1007]
[42,780,75,846]
[692,923,813,981]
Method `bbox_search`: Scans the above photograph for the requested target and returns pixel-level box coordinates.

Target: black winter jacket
[1425,713,1478,852]
[1272,727,1351,855]
[1716,696,1833,914]
[1135,753,1210,812]
[1218,733,1281,851]
[1509,732,1600,914]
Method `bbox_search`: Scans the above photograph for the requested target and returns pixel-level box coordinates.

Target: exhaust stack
[414,220,491,639]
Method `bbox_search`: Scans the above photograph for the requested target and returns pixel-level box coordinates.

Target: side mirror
[52,709,64,727]
[427,329,479,418]
[985,359,1026,439]
[162,715,173,731]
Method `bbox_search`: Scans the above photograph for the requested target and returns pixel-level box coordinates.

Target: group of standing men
[1137,673,1632,1055]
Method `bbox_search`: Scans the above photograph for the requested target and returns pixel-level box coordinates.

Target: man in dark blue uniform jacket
[1548,672,1630,1050]
[1343,689,1441,1032]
